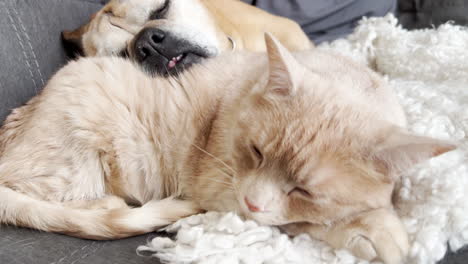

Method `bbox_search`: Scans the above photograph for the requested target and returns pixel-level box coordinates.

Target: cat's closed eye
[250,144,264,168]
[288,187,312,198]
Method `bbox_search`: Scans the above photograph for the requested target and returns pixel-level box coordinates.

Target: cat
[0,33,455,264]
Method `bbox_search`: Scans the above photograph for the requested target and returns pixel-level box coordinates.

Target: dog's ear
[61,23,88,59]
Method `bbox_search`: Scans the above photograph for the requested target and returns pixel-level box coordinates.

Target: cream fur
[140,16,467,264]
[0,34,455,263]
[64,0,312,58]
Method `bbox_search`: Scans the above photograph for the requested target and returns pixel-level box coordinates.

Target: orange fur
[0,34,455,263]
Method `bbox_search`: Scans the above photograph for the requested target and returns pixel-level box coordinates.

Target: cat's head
[202,33,456,226]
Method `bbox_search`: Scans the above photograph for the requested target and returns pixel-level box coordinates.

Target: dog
[62,0,313,75]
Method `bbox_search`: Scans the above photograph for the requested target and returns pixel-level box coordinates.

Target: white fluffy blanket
[138,15,468,264]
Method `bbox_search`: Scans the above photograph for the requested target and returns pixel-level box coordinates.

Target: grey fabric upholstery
[0,0,466,263]
[398,0,468,29]
[241,0,397,43]
[0,0,105,122]
[0,226,157,264]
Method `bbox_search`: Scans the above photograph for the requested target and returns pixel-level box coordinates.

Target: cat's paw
[282,208,409,264]
[143,197,204,221]
[334,208,409,264]
[346,235,377,260]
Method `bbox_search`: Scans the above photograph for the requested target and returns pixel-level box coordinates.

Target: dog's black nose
[149,28,165,43]
[133,28,166,61]
[130,27,211,76]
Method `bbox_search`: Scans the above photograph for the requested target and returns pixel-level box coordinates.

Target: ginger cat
[0,34,455,264]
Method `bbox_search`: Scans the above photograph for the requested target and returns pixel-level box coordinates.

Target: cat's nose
[244,197,262,212]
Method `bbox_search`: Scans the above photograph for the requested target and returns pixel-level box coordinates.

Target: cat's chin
[241,211,289,226]
[234,199,288,226]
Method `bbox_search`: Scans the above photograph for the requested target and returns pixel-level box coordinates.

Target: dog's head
[62,0,233,75]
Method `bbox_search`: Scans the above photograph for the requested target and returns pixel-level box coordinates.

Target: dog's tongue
[168,54,184,69]
[168,59,177,69]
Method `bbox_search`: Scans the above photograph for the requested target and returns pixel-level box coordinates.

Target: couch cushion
[0,225,159,264]
[0,0,104,122]
[0,1,467,264]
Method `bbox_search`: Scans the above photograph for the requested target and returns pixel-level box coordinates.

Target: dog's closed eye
[119,49,129,58]
[108,17,140,35]
[150,0,171,20]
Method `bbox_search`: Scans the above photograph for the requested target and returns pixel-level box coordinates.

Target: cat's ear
[264,32,305,96]
[372,128,456,177]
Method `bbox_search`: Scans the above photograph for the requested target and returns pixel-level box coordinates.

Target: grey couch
[0,0,467,263]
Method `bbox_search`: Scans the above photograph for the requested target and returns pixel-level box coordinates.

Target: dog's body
[62,0,313,75]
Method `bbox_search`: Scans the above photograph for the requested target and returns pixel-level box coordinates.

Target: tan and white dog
[62,0,313,75]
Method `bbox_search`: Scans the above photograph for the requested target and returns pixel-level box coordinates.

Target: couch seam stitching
[69,242,105,264]
[12,7,46,87]
[55,0,105,6]
[51,241,107,264]
[1,1,39,95]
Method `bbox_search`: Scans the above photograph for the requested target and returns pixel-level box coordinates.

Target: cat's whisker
[198,62,212,72]
[189,170,233,185]
[169,65,182,86]
[209,180,234,187]
[199,175,232,185]
[214,167,234,179]
[162,63,171,77]
[173,66,193,107]
[191,177,234,188]
[190,143,237,175]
